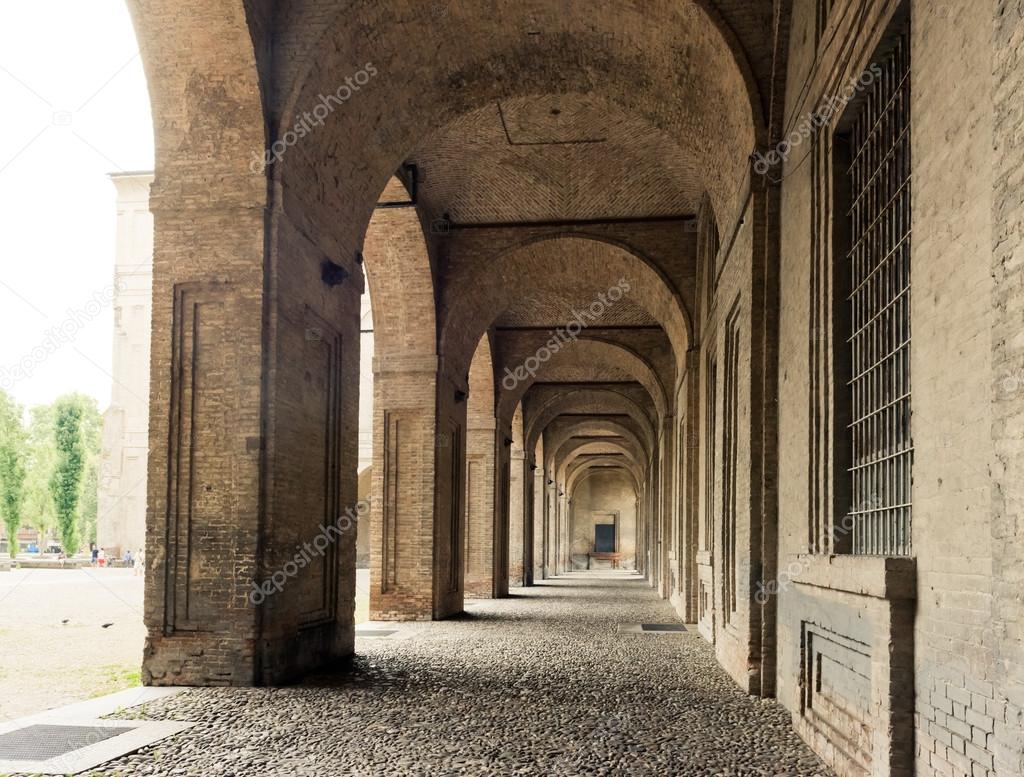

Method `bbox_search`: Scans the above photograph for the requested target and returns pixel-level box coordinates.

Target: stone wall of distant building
[97,172,153,559]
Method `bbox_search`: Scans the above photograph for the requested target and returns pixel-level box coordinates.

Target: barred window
[834,14,912,556]
[700,202,721,313]
[722,304,741,619]
[703,354,717,552]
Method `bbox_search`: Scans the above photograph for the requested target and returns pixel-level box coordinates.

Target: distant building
[97,172,153,558]
[359,291,373,473]
[356,291,373,567]
[0,526,48,555]
[94,173,376,564]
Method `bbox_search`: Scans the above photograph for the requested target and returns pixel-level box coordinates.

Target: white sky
[0,0,153,413]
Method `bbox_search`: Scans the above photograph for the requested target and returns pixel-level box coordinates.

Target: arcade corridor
[105,1,1024,774]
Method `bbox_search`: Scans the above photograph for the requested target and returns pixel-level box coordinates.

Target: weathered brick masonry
[128,1,1023,774]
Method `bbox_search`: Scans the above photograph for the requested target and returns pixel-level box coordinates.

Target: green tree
[79,455,100,546]
[55,394,102,546]
[21,397,102,554]
[51,397,85,554]
[24,405,56,550]
[0,390,27,558]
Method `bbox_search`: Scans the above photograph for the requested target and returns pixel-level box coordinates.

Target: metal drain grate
[355,629,397,638]
[0,723,136,761]
[640,623,687,632]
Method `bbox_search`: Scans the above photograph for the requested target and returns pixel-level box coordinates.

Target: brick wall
[465,333,499,598]
[774,1,1008,775]
[568,470,638,570]
[991,3,1024,775]
[911,2,997,775]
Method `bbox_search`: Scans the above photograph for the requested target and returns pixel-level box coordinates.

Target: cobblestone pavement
[72,572,832,776]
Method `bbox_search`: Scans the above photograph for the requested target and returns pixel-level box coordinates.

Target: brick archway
[497,336,670,423]
[274,2,765,256]
[443,236,692,378]
[526,387,656,456]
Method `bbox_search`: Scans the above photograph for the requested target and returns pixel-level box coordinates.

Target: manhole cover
[640,623,687,632]
[355,629,397,638]
[0,723,135,761]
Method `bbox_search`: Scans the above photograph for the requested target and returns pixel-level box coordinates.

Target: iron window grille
[833,14,912,556]
[703,353,717,552]
[722,303,741,618]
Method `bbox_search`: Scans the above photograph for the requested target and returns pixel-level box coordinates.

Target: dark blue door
[594,524,615,552]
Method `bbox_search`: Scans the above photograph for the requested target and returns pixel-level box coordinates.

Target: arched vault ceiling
[267,1,776,138]
[567,460,641,496]
[496,296,656,329]
[495,335,668,423]
[558,440,643,480]
[564,450,638,478]
[526,386,655,453]
[409,94,704,224]
[443,237,690,374]
[273,0,765,257]
[545,420,648,471]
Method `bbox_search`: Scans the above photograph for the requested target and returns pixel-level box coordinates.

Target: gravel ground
[0,567,145,721]
[42,571,837,777]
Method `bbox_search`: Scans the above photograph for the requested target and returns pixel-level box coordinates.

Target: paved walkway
[81,572,833,776]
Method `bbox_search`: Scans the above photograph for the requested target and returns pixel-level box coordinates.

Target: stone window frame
[698,197,721,316]
[721,299,742,622]
[831,7,913,558]
[702,349,717,554]
[807,0,914,560]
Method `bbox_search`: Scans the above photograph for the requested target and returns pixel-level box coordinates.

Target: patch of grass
[88,663,142,698]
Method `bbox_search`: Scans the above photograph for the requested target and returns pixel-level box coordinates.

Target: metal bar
[844,20,912,556]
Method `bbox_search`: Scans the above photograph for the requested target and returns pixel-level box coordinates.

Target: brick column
[659,415,674,598]
[255,210,362,683]
[519,452,534,586]
[678,351,701,622]
[532,461,545,582]
[464,420,497,598]
[142,197,267,687]
[557,486,570,573]
[544,477,558,578]
[634,489,644,577]
[494,429,511,597]
[369,355,441,620]
[508,443,525,587]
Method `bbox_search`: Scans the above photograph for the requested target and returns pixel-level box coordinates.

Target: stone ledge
[788,554,916,600]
